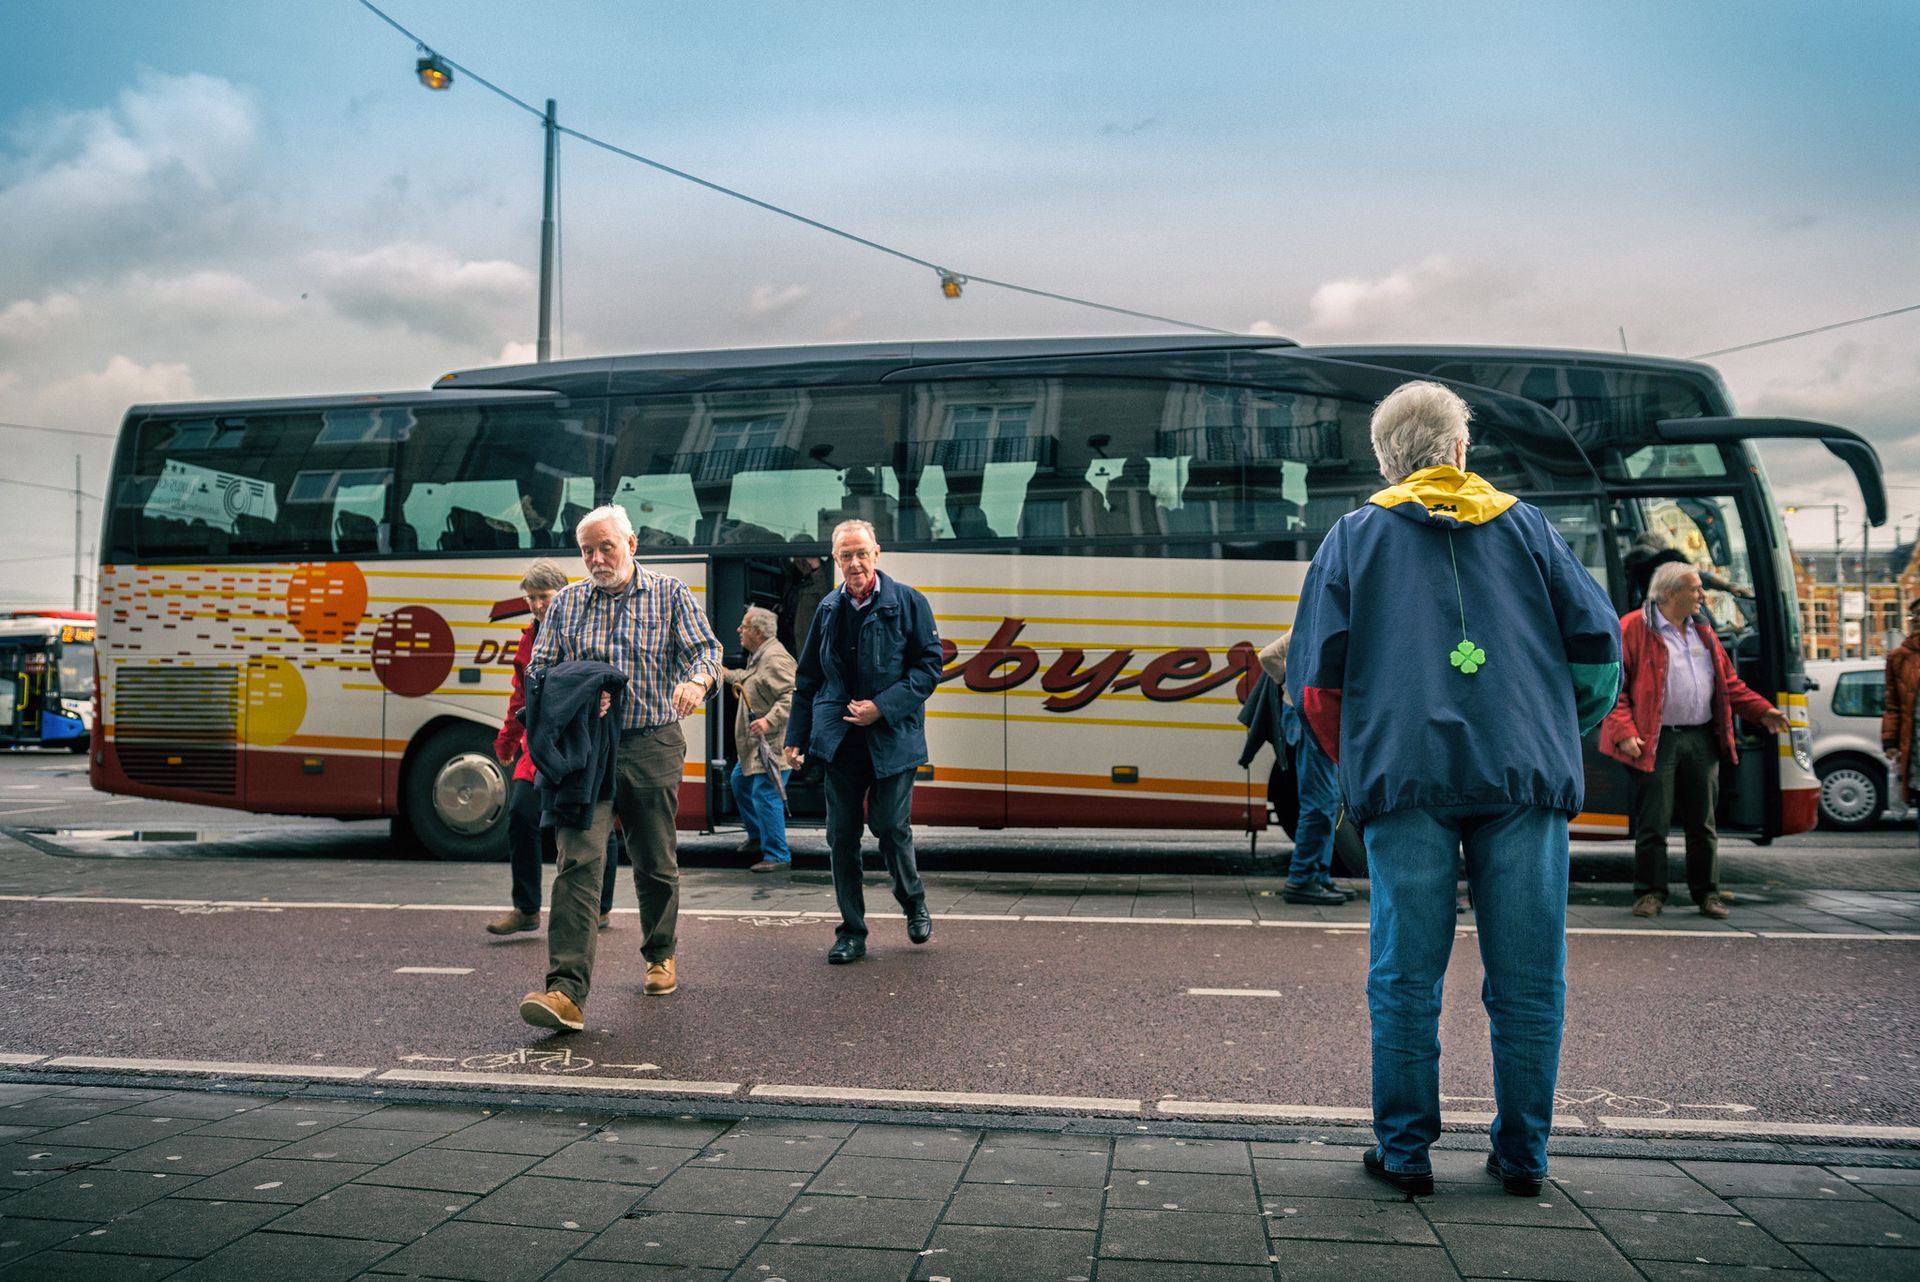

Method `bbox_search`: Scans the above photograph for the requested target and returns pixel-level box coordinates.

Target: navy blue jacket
[524,660,628,830]
[785,570,943,779]
[1285,467,1621,823]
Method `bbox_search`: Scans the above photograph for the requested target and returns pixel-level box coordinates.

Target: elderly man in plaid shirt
[518,504,723,1032]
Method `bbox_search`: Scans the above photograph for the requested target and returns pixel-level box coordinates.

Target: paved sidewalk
[1,1080,1916,1281]
[4,828,1918,939]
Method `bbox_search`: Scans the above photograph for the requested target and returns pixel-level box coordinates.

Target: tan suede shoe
[1698,894,1731,920]
[644,958,677,996]
[518,990,583,1031]
[486,909,540,935]
[1630,894,1662,918]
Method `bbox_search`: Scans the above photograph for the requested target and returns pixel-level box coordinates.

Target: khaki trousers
[546,723,685,1004]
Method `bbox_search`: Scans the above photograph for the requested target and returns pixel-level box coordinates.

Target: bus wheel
[403,725,510,860]
[66,735,89,755]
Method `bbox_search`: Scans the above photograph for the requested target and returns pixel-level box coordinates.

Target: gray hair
[575,503,634,543]
[830,518,879,550]
[520,558,569,593]
[741,605,779,640]
[1647,560,1701,604]
[1370,381,1473,484]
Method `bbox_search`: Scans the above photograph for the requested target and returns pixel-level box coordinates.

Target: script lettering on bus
[939,618,1262,712]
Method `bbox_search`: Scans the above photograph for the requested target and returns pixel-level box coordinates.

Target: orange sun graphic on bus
[287,562,369,643]
[371,606,456,697]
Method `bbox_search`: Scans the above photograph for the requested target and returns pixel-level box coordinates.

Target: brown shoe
[486,909,540,935]
[598,912,612,930]
[749,860,789,873]
[518,990,583,1031]
[1630,895,1662,918]
[644,958,677,996]
[1698,894,1731,920]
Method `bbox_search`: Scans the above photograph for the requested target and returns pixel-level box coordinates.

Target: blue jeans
[1364,804,1568,1180]
[1288,732,1341,886]
[730,762,791,862]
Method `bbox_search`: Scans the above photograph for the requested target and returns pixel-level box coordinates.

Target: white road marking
[0,804,68,817]
[1598,1116,1920,1142]
[1186,988,1286,998]
[0,1052,48,1065]
[1755,931,1920,942]
[393,967,473,975]
[751,1083,1142,1111]
[377,1069,739,1095]
[43,1055,374,1080]
[0,894,1912,944]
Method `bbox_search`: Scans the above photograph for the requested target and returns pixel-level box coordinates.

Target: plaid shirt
[528,566,723,731]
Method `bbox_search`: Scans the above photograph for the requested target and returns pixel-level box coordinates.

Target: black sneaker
[1485,1153,1544,1197]
[1362,1147,1434,1196]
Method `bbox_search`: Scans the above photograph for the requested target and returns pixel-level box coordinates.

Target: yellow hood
[1368,465,1517,526]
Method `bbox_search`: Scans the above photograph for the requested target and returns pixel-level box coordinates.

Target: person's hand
[749,716,770,736]
[783,745,804,769]
[1761,708,1790,734]
[843,699,882,726]
[494,740,514,764]
[1618,735,1644,760]
[671,681,706,718]
[597,691,611,718]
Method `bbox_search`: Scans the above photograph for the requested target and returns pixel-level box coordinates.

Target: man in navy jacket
[1288,381,1620,1199]
[785,519,943,964]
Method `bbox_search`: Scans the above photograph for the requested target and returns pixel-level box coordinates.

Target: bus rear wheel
[402,725,510,860]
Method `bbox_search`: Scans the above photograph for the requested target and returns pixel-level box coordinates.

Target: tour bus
[89,337,1885,860]
[1,610,95,752]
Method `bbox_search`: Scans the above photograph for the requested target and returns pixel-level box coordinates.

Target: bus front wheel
[402,725,510,861]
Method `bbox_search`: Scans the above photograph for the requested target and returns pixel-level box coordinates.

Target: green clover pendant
[1449,639,1487,675]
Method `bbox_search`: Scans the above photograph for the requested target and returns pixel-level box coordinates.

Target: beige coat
[721,638,796,776]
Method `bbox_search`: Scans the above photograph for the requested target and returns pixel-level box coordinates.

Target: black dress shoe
[907,905,932,945]
[827,937,866,965]
[1486,1153,1544,1197]
[1281,882,1349,906]
[1362,1147,1434,1196]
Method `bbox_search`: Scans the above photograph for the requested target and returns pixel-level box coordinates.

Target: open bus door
[1605,417,1885,839]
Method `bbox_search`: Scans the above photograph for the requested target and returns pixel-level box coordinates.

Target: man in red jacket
[1600,563,1788,919]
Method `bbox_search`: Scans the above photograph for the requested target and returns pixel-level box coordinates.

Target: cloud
[1244,320,1285,337]
[120,270,287,323]
[1302,255,1523,337]
[0,70,267,290]
[0,291,81,347]
[12,355,196,435]
[306,243,534,347]
[1101,116,1163,137]
[744,283,811,322]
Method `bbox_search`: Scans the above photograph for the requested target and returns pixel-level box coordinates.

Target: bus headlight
[1789,727,1811,773]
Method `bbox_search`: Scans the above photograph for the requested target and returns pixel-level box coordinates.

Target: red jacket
[1600,602,1776,774]
[494,621,538,785]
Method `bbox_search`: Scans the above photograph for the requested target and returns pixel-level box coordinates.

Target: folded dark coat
[524,660,628,830]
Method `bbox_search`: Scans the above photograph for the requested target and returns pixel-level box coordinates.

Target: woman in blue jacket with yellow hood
[1286,381,1620,1198]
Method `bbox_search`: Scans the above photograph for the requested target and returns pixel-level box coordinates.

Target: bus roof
[433,334,1300,395]
[1297,344,1736,415]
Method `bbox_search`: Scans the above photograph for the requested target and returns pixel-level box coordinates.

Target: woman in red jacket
[487,560,620,935]
[1600,563,1788,920]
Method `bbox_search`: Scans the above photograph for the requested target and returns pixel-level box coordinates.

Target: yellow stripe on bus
[937,613,1282,630]
[926,708,1239,732]
[921,584,1298,603]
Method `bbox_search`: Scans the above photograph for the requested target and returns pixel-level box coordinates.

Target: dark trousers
[546,723,685,1004]
[506,778,618,917]
[1630,723,1721,904]
[825,737,924,941]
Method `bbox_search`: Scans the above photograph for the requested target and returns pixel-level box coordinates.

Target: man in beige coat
[723,605,797,871]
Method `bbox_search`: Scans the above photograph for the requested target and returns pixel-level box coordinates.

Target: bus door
[706,554,831,828]
[0,640,30,748]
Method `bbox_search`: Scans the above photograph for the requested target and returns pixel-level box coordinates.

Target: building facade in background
[1792,540,1919,659]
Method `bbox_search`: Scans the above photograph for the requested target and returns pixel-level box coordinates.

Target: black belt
[1662,723,1711,733]
[621,722,678,739]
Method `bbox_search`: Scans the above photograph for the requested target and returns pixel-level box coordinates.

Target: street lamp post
[416,54,558,363]
[1786,503,1848,657]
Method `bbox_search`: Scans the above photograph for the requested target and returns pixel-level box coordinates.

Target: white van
[1805,659,1907,830]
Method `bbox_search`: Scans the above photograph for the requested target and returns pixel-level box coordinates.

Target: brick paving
[1,1083,1916,1280]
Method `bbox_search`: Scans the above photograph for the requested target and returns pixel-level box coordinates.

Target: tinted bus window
[605,388,905,548]
[394,400,607,554]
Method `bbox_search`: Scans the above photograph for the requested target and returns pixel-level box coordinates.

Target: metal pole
[537,98,557,363]
[1834,506,1845,658]
[72,455,83,610]
[1862,518,1871,653]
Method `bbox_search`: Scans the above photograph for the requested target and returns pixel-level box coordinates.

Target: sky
[1,0,1915,606]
